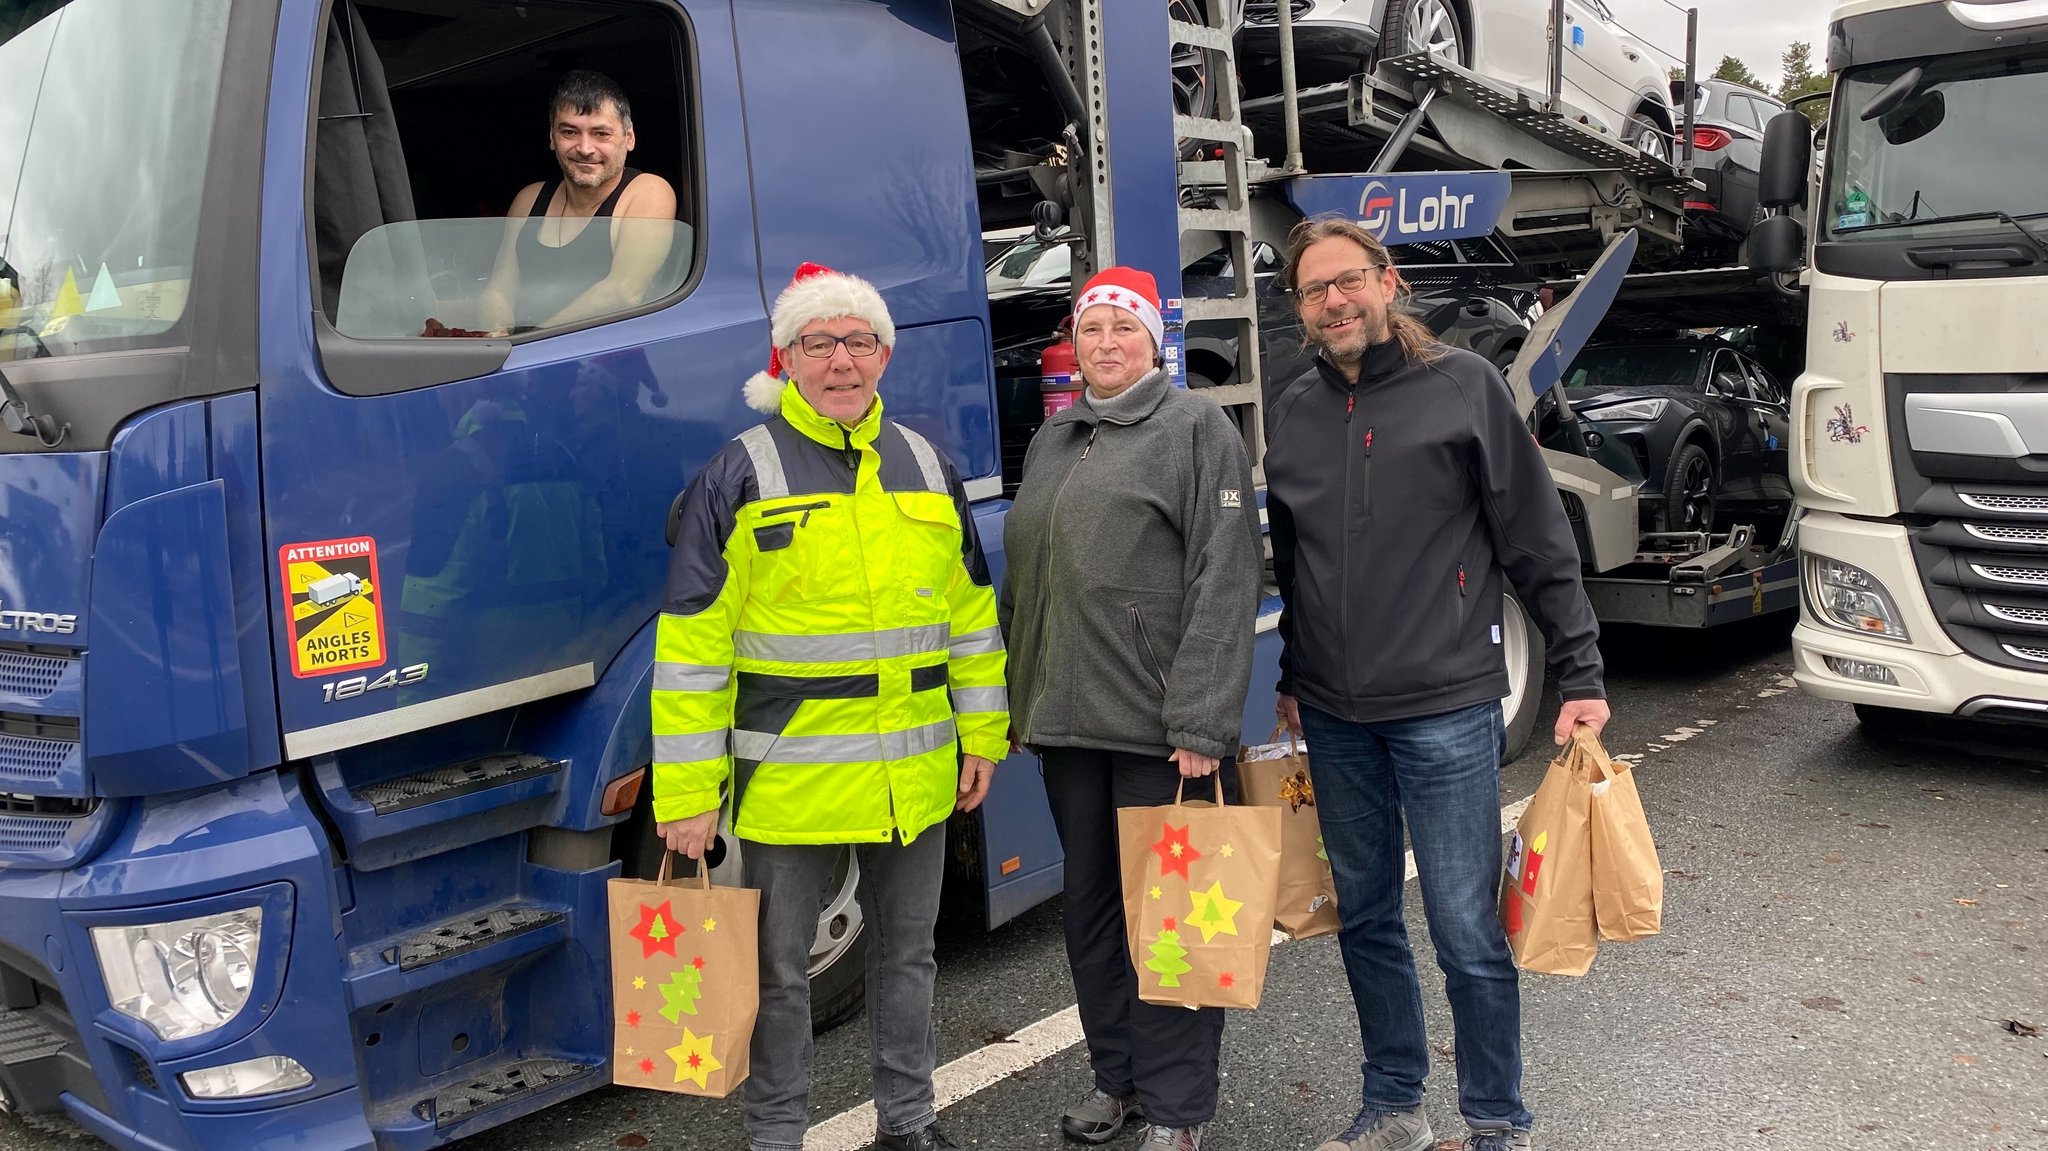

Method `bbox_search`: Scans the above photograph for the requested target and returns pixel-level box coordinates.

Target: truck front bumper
[0,771,373,1151]
[1793,513,2048,721]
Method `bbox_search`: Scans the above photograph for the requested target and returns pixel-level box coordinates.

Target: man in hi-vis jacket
[651,262,1009,1151]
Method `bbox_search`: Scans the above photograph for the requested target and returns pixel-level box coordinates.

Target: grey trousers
[742,829,947,1151]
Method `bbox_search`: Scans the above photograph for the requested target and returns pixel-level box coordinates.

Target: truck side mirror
[1758,110,1814,211]
[1750,214,1806,274]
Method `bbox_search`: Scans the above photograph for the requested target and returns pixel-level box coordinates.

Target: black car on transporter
[1555,334,1795,535]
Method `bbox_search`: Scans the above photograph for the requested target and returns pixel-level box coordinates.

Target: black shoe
[874,1123,961,1151]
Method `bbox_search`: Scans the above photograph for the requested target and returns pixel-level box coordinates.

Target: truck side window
[311,0,698,345]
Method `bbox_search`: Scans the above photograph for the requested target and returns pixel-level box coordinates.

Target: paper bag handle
[1568,725,1624,781]
[1172,773,1228,808]
[1266,721,1303,757]
[655,849,715,890]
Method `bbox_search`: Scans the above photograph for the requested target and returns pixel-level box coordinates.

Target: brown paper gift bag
[1500,729,1599,976]
[1238,728,1340,940]
[1588,739,1664,942]
[608,855,760,1097]
[1118,776,1283,1009]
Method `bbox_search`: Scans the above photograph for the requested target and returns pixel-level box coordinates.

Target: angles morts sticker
[280,536,386,678]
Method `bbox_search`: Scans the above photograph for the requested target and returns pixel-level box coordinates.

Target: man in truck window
[650,263,1009,1151]
[1266,217,1611,1151]
[478,69,679,334]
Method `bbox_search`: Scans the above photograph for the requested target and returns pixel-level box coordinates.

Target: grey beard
[1323,340,1365,366]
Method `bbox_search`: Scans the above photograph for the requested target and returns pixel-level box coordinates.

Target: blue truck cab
[0,0,1253,1145]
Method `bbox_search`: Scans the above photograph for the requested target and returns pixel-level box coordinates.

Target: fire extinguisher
[1040,317,1080,420]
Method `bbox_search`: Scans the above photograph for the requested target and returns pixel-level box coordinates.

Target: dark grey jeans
[742,829,947,1151]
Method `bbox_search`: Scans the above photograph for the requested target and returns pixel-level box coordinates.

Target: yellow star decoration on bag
[669,1028,723,1088]
[1183,880,1243,943]
[625,1047,636,1057]
[703,917,718,932]
[632,976,647,990]
[1219,843,1234,858]
[1149,885,1162,900]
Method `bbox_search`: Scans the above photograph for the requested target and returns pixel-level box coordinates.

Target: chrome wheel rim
[709,835,864,979]
[1500,592,1533,731]
[1403,0,1463,62]
[1635,123,1671,163]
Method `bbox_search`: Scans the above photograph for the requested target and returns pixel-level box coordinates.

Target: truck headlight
[180,1055,312,1100]
[1806,554,1910,642]
[92,908,262,1041]
[1586,397,1668,422]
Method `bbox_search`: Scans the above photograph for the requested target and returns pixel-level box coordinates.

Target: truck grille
[0,735,70,783]
[1959,491,2048,515]
[1964,523,2048,546]
[1985,602,2048,627]
[1893,375,2048,674]
[0,648,70,700]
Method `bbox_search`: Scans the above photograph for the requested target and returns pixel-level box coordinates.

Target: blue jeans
[1297,699,1532,1133]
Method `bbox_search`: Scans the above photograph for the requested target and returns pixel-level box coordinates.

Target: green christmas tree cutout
[659,958,706,1022]
[1145,920,1193,988]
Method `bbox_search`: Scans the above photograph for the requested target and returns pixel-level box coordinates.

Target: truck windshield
[0,0,231,361]
[1824,45,2048,243]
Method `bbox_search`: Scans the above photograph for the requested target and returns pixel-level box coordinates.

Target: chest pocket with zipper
[748,496,862,602]
[890,492,963,621]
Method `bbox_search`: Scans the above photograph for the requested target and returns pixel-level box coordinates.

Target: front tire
[1382,0,1468,66]
[1628,109,1671,163]
[1501,589,1546,762]
[1662,441,1717,534]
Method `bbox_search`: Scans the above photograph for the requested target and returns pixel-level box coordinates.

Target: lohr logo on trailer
[1286,172,1512,244]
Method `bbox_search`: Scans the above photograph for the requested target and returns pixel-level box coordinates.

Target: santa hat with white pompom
[742,262,898,414]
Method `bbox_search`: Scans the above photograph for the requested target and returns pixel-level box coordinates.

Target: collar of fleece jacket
[1315,337,1409,391]
[774,378,884,449]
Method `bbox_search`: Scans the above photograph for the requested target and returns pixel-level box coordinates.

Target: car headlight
[1585,397,1669,422]
[92,908,262,1041]
[1805,554,1910,642]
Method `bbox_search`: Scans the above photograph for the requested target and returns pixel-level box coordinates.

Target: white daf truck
[1752,0,2048,731]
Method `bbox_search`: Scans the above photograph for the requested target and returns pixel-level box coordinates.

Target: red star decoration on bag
[1151,822,1200,879]
[692,956,705,970]
[629,900,682,959]
[624,1010,642,1029]
[687,1053,703,1070]
[1218,972,1236,989]
[638,1058,655,1075]
[1163,917,1177,932]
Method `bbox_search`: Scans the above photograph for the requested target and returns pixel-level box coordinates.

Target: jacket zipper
[1028,423,1100,738]
[760,499,830,527]
[1130,605,1168,693]
[1340,387,1358,703]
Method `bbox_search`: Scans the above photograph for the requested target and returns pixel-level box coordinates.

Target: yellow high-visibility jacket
[651,382,1009,844]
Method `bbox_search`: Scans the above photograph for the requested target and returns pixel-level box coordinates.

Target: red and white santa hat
[1073,266,1164,350]
[743,261,897,414]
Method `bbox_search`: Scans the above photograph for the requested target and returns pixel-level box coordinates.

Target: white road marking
[806,798,1535,1149]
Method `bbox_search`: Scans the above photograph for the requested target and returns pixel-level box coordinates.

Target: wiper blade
[0,324,53,359]
[0,364,69,449]
[1839,210,2048,258]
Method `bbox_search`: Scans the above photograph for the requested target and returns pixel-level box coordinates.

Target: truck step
[351,754,564,816]
[0,1006,66,1066]
[389,907,563,972]
[416,1057,596,1128]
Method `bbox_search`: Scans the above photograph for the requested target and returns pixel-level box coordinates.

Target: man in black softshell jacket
[1265,217,1611,1151]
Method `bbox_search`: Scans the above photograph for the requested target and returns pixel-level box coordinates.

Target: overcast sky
[1606,0,1834,90]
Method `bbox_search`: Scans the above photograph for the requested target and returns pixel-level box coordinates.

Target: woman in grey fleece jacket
[999,267,1261,1151]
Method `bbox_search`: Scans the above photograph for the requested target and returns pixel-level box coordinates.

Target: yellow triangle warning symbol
[49,267,84,320]
[342,610,367,627]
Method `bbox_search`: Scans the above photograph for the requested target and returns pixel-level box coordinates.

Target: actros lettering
[0,601,79,635]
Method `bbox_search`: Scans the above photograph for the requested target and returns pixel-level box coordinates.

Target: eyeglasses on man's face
[797,332,883,358]
[1292,266,1382,306]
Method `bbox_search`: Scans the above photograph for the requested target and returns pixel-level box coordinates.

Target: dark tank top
[512,168,641,328]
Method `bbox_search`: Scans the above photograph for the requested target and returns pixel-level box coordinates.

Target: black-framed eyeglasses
[797,332,883,358]
[1291,266,1382,306]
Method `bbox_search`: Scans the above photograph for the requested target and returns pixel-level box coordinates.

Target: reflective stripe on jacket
[651,381,1008,844]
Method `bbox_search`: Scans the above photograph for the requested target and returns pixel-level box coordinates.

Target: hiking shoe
[1315,1106,1433,1151]
[873,1123,960,1151]
[1465,1130,1532,1151]
[1061,1088,1142,1144]
[1139,1124,1203,1150]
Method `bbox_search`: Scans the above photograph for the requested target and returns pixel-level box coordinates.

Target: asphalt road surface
[6,616,2044,1150]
